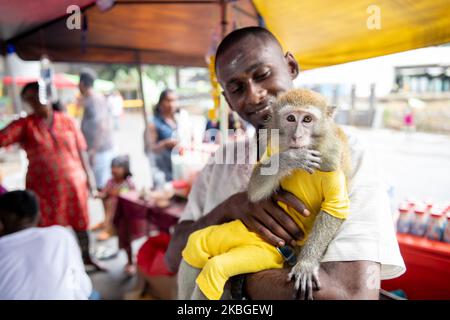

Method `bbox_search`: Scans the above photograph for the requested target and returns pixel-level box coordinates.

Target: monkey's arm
[248,149,321,203]
[287,211,344,300]
[287,170,349,299]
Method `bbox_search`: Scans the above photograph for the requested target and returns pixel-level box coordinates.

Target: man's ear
[327,105,338,118]
[221,91,235,111]
[285,52,299,80]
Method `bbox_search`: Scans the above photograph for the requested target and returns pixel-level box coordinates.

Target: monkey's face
[279,106,319,149]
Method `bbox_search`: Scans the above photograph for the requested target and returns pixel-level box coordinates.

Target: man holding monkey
[166,27,405,300]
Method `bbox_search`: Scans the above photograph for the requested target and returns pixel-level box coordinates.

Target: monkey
[247,88,352,299]
[177,89,350,300]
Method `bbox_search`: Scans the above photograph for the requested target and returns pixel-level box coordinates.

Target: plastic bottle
[38,55,56,106]
[409,202,430,236]
[425,206,446,241]
[396,201,414,233]
[442,210,450,243]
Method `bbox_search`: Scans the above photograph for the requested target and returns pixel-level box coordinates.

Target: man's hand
[165,188,309,273]
[88,150,96,166]
[226,188,310,247]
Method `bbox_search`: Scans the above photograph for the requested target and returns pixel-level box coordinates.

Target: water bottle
[396,202,414,234]
[409,202,431,236]
[38,55,56,106]
[425,206,446,241]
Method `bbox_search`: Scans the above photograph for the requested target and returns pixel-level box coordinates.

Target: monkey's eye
[286,115,296,122]
[303,115,313,123]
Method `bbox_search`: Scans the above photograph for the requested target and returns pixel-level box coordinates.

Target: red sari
[0,112,89,231]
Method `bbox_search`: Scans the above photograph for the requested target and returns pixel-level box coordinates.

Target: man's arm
[165,189,309,273]
[245,261,380,300]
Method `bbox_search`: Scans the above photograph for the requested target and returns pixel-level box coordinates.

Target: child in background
[96,155,135,241]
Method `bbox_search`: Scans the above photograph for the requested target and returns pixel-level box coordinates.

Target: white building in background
[294,46,450,99]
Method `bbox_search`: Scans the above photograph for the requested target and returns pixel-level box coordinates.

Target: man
[0,190,92,299]
[166,27,405,300]
[79,70,115,190]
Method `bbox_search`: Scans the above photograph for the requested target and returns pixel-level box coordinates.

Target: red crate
[382,233,450,299]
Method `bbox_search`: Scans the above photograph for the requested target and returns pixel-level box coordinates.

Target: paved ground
[354,127,450,205]
[3,112,450,299]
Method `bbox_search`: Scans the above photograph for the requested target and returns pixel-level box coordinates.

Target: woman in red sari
[0,82,102,270]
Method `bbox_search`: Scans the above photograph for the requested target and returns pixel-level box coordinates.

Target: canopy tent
[0,0,259,67]
[0,0,449,69]
[253,0,450,70]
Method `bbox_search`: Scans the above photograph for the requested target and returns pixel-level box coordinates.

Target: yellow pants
[182,220,284,300]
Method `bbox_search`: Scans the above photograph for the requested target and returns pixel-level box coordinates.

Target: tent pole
[219,0,229,142]
[5,47,21,114]
[135,51,149,128]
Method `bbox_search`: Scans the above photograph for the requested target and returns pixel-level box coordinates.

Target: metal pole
[136,51,149,128]
[5,46,21,114]
[219,0,229,142]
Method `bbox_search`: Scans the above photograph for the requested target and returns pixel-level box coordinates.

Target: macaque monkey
[177,89,350,301]
[248,88,351,299]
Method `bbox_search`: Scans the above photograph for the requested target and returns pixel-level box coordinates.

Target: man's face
[78,82,87,96]
[216,36,299,128]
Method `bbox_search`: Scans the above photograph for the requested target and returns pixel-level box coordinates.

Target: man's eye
[303,116,312,123]
[286,115,296,122]
[255,71,270,81]
[230,85,243,94]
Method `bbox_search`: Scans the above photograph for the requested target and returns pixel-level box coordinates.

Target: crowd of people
[0,67,183,299]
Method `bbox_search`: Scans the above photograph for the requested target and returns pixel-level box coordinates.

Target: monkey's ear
[326,105,338,118]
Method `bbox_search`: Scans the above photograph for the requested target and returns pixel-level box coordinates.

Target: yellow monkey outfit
[182,151,350,300]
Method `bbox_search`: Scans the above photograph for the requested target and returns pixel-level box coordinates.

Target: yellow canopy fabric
[254,0,450,70]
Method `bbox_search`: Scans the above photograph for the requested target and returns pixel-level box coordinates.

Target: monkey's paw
[288,148,322,174]
[287,261,321,300]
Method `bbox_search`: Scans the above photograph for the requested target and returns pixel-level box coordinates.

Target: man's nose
[247,81,267,105]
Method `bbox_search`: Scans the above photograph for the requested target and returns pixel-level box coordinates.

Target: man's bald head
[213,26,299,129]
[215,27,284,74]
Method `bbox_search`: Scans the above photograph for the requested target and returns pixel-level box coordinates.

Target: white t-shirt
[179,128,406,280]
[0,226,92,300]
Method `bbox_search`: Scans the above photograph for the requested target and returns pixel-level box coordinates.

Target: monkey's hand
[279,148,322,174]
[287,259,321,300]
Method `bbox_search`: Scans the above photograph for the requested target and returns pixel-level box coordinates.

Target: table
[382,233,450,299]
[113,192,186,264]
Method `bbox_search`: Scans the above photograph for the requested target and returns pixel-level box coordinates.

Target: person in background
[144,89,179,188]
[0,190,93,299]
[0,82,102,271]
[0,169,7,196]
[204,111,248,144]
[96,155,135,243]
[79,69,115,190]
[107,90,124,131]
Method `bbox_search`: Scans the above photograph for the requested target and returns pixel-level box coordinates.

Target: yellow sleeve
[320,171,350,219]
